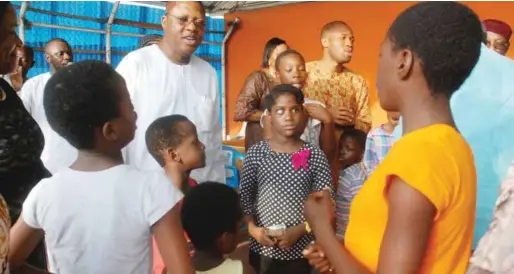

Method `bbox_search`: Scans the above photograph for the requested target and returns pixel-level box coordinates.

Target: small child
[260,49,336,164]
[8,60,193,274]
[145,114,206,274]
[335,128,367,239]
[240,84,334,274]
[362,111,400,174]
[181,182,254,274]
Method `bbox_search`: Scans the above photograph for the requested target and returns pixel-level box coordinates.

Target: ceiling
[130,1,307,15]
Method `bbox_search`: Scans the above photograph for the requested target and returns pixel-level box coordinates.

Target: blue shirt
[393,45,514,247]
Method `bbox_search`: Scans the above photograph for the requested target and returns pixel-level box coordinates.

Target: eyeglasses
[166,13,206,29]
[486,40,509,53]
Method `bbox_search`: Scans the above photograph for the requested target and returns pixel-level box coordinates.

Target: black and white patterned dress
[240,140,333,260]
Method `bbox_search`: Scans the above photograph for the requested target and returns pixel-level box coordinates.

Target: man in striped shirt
[363,111,400,175]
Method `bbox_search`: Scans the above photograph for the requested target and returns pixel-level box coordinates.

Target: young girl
[304,2,481,273]
[8,60,194,274]
[145,114,206,274]
[181,182,254,274]
[260,50,336,164]
[240,84,333,274]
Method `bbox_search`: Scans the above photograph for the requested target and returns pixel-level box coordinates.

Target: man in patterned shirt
[363,111,400,175]
[303,21,372,136]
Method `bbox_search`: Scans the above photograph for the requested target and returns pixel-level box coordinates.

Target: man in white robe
[20,38,77,174]
[116,1,225,183]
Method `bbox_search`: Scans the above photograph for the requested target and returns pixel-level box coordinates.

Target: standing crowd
[0,1,513,274]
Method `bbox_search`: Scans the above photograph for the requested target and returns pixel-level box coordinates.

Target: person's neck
[163,163,190,191]
[268,134,304,153]
[400,93,455,136]
[158,42,191,65]
[192,249,225,271]
[319,55,346,73]
[70,150,124,172]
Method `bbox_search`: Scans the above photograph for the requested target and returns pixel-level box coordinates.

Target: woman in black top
[0,1,50,270]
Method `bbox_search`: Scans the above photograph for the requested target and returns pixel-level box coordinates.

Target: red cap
[483,19,512,40]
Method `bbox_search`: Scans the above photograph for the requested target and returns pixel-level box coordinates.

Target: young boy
[146,114,206,193]
[362,111,400,174]
[8,60,193,274]
[335,128,367,239]
[145,114,206,274]
[182,182,254,274]
[260,49,336,165]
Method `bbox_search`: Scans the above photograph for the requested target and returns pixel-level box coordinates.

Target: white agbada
[116,44,225,183]
[20,72,78,174]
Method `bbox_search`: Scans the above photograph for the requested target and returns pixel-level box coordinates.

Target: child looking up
[8,60,193,274]
[145,114,206,274]
[146,114,206,193]
[363,111,400,174]
[261,50,336,164]
[182,182,254,274]
[335,128,367,239]
[240,84,333,274]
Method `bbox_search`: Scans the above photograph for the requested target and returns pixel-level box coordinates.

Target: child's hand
[303,242,333,273]
[249,224,276,247]
[304,104,333,124]
[304,190,334,232]
[276,224,306,249]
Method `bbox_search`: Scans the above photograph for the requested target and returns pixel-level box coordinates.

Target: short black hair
[341,128,366,150]
[138,34,163,49]
[145,114,191,167]
[321,21,349,38]
[181,182,242,250]
[275,49,305,71]
[262,37,287,68]
[264,84,305,111]
[43,60,123,149]
[387,1,483,97]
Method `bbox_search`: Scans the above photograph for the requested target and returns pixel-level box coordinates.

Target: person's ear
[161,14,168,30]
[397,49,413,80]
[101,121,118,142]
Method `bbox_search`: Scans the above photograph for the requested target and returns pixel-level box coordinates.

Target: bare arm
[319,121,336,165]
[152,205,195,274]
[308,176,435,274]
[9,215,49,273]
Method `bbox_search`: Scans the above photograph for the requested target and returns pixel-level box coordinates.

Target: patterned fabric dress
[0,78,50,268]
[468,162,514,274]
[240,141,333,260]
[234,71,277,150]
[0,195,10,274]
[303,61,372,133]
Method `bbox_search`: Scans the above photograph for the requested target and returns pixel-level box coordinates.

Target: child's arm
[304,104,337,164]
[9,216,50,274]
[152,205,194,274]
[242,261,256,274]
[239,149,275,247]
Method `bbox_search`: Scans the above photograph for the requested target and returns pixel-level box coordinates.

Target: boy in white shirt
[8,60,194,274]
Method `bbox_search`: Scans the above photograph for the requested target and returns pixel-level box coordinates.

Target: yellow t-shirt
[345,124,476,273]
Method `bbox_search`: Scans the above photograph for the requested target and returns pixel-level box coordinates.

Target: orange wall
[224,1,514,136]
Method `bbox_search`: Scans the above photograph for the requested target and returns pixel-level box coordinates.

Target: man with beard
[20,38,77,174]
[116,1,225,184]
[304,21,372,136]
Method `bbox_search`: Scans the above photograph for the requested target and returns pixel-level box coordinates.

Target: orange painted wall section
[224,1,514,136]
